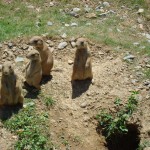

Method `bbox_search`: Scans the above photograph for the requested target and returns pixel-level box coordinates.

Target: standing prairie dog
[72,38,93,81]
[28,36,53,76]
[25,50,42,90]
[0,61,23,106]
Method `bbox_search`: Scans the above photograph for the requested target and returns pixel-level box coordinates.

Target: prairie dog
[0,62,23,106]
[25,50,42,90]
[28,36,53,76]
[72,38,93,81]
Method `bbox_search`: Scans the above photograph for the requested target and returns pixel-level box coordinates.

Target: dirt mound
[0,37,149,149]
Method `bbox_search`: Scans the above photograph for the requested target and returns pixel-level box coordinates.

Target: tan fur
[29,36,53,76]
[71,38,93,81]
[25,50,42,90]
[0,62,23,106]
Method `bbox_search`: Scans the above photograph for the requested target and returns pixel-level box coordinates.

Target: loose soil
[0,38,149,150]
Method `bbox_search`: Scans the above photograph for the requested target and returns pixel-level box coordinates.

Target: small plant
[3,100,49,150]
[137,141,150,150]
[96,91,138,138]
[38,92,55,108]
[45,97,55,107]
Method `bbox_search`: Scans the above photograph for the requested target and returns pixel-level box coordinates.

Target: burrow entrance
[102,124,140,150]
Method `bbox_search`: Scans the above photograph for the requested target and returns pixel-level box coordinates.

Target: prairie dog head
[2,61,14,76]
[76,38,88,50]
[26,50,41,61]
[28,36,44,49]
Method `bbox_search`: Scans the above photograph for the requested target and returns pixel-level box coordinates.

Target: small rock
[98,12,109,17]
[123,54,135,61]
[117,28,122,32]
[86,22,92,26]
[70,41,76,48]
[140,46,145,49]
[103,2,110,7]
[71,23,78,26]
[96,8,104,12]
[138,8,144,14]
[27,5,34,9]
[35,21,41,27]
[133,42,140,46]
[109,10,116,14]
[137,18,143,24]
[23,102,35,108]
[58,42,68,49]
[12,136,17,139]
[65,23,70,27]
[8,42,13,48]
[83,116,90,122]
[85,13,97,19]
[144,147,150,150]
[68,60,73,65]
[145,33,150,40]
[83,110,88,114]
[146,95,150,99]
[15,57,24,63]
[47,21,53,26]
[69,11,79,18]
[121,5,125,9]
[143,80,150,86]
[139,24,144,30]
[61,33,67,38]
[146,64,150,68]
[46,40,54,47]
[91,79,95,85]
[0,43,2,48]
[131,79,138,85]
[72,8,81,13]
[80,102,87,108]
[0,64,2,71]
[134,66,142,70]
[22,44,29,50]
[84,7,91,13]
[49,2,54,7]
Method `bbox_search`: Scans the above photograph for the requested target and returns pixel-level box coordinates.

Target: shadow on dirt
[71,79,92,99]
[41,75,53,85]
[23,82,40,99]
[0,104,22,121]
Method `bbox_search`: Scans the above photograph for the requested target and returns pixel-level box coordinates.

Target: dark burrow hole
[104,124,140,150]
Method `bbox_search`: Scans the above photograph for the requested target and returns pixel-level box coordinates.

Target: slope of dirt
[0,38,149,149]
[42,44,138,150]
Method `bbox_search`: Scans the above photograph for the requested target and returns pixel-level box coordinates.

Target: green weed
[3,99,50,150]
[96,91,139,138]
[137,141,150,150]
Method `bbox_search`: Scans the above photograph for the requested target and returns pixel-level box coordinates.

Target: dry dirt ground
[0,37,149,150]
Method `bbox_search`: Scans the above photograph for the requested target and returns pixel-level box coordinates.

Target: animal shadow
[23,82,40,99]
[41,75,53,85]
[0,104,22,121]
[71,79,92,99]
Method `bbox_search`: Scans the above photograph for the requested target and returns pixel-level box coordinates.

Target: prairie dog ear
[35,53,39,57]
[37,39,43,45]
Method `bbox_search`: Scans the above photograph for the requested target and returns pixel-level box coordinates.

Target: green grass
[0,0,149,56]
[3,99,51,150]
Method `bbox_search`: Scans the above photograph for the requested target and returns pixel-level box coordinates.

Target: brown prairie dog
[0,61,23,106]
[28,36,53,76]
[25,50,42,90]
[72,38,93,81]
